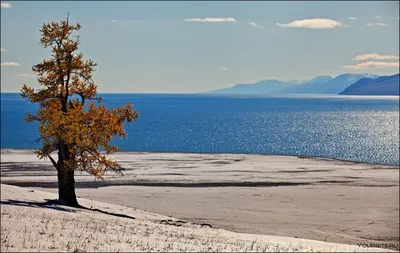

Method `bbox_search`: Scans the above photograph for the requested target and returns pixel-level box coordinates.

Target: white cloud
[249,21,264,29]
[343,61,399,69]
[184,17,236,23]
[366,22,388,27]
[354,53,399,61]
[1,62,19,67]
[0,48,5,52]
[348,17,356,21]
[220,67,228,71]
[19,73,36,79]
[373,16,384,19]
[276,18,346,29]
[1,2,12,8]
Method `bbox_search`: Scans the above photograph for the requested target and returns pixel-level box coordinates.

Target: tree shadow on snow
[0,199,77,213]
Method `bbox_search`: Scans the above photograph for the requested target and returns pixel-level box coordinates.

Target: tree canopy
[20,15,139,206]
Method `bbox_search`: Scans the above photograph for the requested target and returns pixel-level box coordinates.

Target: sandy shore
[1,149,399,251]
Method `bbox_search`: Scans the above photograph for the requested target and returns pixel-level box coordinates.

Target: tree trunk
[56,140,79,207]
[57,167,79,207]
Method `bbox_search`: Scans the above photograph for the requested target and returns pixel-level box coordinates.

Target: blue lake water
[1,93,399,165]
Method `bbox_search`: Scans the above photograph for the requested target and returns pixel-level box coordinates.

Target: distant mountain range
[202,79,294,94]
[340,74,399,95]
[202,73,399,95]
[282,73,379,94]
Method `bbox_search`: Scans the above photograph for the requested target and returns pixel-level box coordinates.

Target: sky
[1,1,399,93]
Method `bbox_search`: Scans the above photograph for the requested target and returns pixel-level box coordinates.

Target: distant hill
[278,76,333,94]
[281,73,378,94]
[202,73,379,95]
[201,79,294,94]
[339,73,399,95]
[202,76,333,95]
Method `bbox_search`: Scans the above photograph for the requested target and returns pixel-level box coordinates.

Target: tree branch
[47,154,58,170]
[78,92,85,106]
[64,54,73,103]
[69,99,75,109]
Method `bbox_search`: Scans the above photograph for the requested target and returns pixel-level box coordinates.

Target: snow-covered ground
[1,184,394,252]
[1,149,399,252]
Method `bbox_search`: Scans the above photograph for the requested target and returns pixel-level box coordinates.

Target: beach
[1,149,399,251]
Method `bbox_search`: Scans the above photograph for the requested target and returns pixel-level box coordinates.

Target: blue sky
[1,1,399,93]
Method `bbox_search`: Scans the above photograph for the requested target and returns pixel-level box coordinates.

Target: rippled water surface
[1,93,399,165]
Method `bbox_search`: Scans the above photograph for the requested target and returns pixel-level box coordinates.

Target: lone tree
[21,15,139,207]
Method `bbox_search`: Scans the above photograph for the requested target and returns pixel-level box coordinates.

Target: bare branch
[47,154,58,170]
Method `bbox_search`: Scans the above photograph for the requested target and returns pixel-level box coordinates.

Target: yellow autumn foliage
[20,16,139,180]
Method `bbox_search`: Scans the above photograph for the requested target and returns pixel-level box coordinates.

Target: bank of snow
[0,184,390,252]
